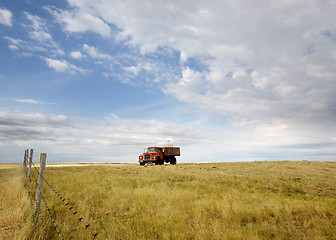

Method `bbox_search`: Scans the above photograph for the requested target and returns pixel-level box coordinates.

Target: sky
[1,0,336,163]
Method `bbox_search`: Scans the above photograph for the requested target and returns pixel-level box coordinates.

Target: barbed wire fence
[23,149,101,240]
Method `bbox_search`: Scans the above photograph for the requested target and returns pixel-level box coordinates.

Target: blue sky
[1,0,336,163]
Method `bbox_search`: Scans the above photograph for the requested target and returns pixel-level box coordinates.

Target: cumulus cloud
[8,1,336,131]
[4,36,47,55]
[24,12,53,42]
[44,58,69,72]
[82,44,112,59]
[46,6,111,37]
[44,57,85,74]
[2,1,336,161]
[0,7,13,26]
[3,11,62,57]
[55,0,336,111]
[59,0,336,135]
[0,111,212,161]
[70,51,83,59]
[123,61,158,78]
[1,110,334,162]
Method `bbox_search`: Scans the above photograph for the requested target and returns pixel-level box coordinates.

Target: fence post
[26,149,33,186]
[34,153,47,214]
[23,149,28,173]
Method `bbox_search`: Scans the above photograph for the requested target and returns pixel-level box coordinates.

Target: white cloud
[10,2,336,131]
[13,98,56,105]
[0,8,13,26]
[70,51,83,59]
[3,36,22,45]
[45,58,68,72]
[65,0,334,150]
[44,57,85,74]
[4,36,48,55]
[87,1,335,122]
[14,98,41,104]
[1,110,335,162]
[24,12,53,42]
[123,62,158,77]
[8,44,18,51]
[3,11,64,57]
[0,111,213,162]
[2,1,336,161]
[47,6,111,37]
[82,44,112,59]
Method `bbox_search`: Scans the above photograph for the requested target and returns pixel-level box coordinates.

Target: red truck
[139,144,180,165]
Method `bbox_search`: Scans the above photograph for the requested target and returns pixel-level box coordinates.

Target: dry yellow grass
[0,167,32,239]
[0,163,21,169]
[2,161,336,239]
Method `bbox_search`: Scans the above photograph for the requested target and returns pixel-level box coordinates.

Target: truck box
[163,147,180,156]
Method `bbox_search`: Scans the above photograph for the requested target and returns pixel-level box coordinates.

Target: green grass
[2,161,336,239]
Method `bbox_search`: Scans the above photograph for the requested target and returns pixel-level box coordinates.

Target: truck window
[147,148,162,152]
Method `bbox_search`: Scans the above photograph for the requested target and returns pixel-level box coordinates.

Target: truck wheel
[170,157,176,165]
[140,162,145,166]
[157,157,164,165]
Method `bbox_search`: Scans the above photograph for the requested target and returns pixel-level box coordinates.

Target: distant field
[0,162,135,169]
[1,161,335,239]
[0,163,21,169]
[45,162,137,167]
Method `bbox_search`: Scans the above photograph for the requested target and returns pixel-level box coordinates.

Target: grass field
[1,161,336,239]
[0,167,31,239]
[0,163,21,169]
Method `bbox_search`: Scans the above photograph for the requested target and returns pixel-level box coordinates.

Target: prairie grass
[2,161,336,239]
[0,167,32,239]
[0,163,21,169]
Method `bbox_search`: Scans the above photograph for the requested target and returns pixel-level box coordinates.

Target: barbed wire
[40,192,63,240]
[38,211,49,240]
[29,169,49,240]
[31,162,100,239]
[30,165,62,240]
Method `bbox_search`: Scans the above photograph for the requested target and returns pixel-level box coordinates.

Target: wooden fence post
[23,149,25,168]
[23,149,28,173]
[34,153,47,214]
[26,149,33,186]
